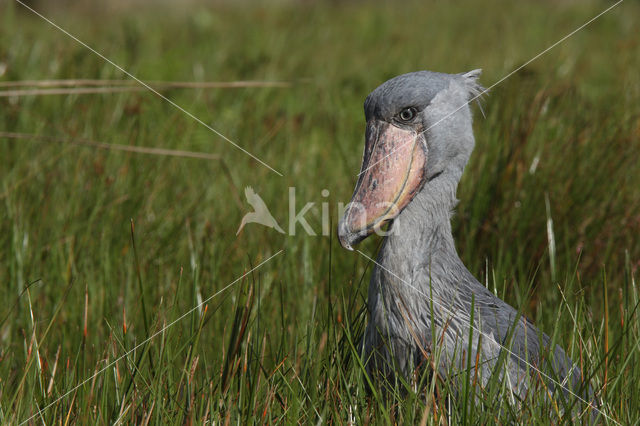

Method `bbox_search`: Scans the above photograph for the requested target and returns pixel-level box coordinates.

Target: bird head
[338,69,483,250]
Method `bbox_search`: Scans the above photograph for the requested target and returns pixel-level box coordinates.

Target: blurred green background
[1,0,639,423]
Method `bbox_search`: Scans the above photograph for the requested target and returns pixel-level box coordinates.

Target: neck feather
[379,171,463,278]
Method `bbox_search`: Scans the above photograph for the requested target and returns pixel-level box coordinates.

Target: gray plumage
[338,70,595,414]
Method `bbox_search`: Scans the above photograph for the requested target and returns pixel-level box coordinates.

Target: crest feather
[460,69,486,117]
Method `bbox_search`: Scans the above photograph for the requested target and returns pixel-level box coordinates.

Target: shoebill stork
[337,70,594,411]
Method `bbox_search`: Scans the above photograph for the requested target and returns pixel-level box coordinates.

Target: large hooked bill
[338,120,427,250]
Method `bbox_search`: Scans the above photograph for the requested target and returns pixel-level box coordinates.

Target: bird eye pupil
[400,108,414,121]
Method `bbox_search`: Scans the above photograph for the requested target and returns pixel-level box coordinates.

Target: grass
[1,0,639,423]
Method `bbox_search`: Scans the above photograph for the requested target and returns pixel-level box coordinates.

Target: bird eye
[398,107,416,122]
